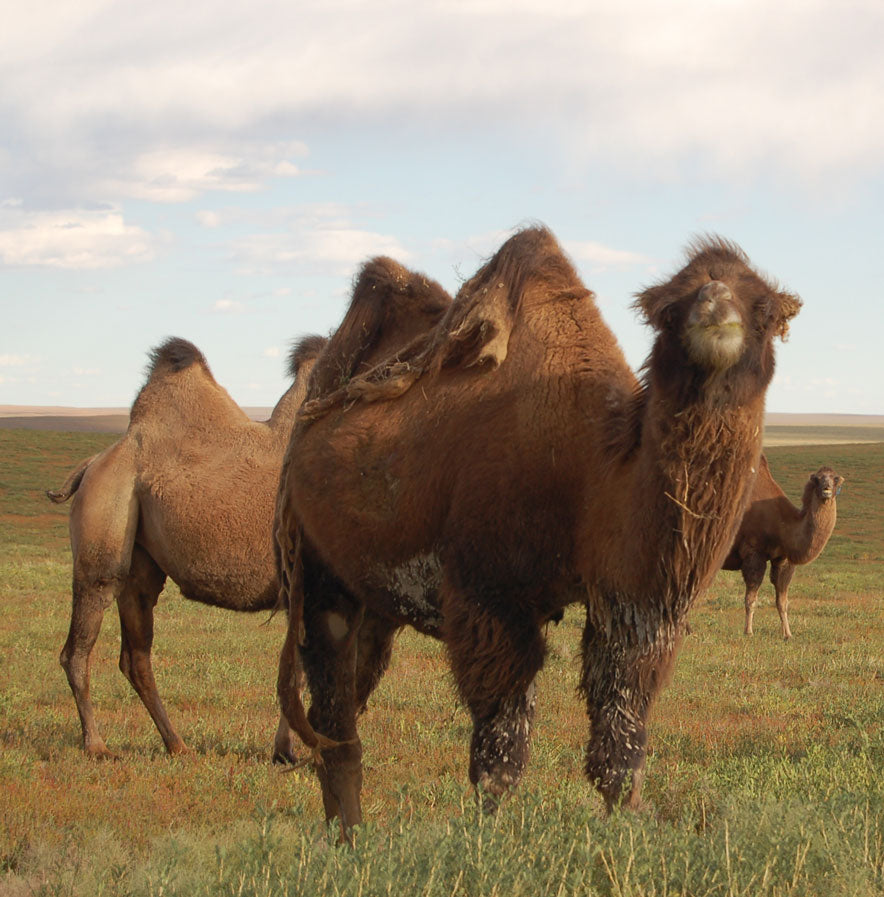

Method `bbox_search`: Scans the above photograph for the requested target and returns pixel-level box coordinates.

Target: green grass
[1,430,882,896]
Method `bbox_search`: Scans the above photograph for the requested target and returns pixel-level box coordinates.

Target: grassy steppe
[0,430,881,896]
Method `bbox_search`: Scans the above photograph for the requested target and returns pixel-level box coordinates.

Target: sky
[2,0,883,414]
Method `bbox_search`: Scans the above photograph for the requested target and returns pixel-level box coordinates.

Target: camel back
[299,227,593,423]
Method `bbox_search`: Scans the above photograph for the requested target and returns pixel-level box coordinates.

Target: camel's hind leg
[60,577,124,759]
[741,555,767,636]
[271,713,299,766]
[770,559,795,640]
[443,589,545,811]
[299,564,397,834]
[60,448,138,758]
[115,546,188,755]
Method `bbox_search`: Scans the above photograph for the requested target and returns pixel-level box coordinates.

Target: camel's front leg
[580,609,681,812]
[443,585,545,811]
[468,683,537,812]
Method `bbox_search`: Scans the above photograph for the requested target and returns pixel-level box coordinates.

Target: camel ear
[835,475,844,495]
[762,290,802,341]
[633,284,678,332]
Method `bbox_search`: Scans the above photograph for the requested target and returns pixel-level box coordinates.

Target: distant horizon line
[2,405,883,423]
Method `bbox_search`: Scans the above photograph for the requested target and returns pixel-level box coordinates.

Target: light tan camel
[48,336,323,760]
[722,454,842,639]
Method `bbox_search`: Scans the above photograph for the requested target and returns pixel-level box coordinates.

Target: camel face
[811,467,843,501]
[636,238,802,397]
[684,280,746,370]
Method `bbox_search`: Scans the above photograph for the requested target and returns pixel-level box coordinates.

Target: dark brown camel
[275,226,801,832]
[722,454,842,639]
[48,336,324,761]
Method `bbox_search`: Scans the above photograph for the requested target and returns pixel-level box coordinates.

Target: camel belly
[366,551,444,636]
[136,501,277,610]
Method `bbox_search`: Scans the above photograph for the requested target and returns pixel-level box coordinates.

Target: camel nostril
[697,281,733,306]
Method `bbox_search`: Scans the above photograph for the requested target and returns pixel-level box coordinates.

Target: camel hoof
[166,740,190,757]
[272,747,299,766]
[86,746,120,762]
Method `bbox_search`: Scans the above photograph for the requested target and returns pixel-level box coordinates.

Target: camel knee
[118,649,133,683]
[59,644,85,686]
[325,611,350,641]
[118,648,154,692]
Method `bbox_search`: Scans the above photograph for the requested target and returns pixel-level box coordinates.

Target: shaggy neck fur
[586,356,767,649]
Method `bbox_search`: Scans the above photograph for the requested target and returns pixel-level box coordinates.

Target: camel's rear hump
[307,258,451,402]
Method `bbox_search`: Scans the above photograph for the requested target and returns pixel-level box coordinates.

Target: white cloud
[2,0,882,205]
[229,207,412,276]
[196,210,223,229]
[100,143,305,204]
[212,298,245,313]
[0,208,159,269]
[564,241,649,271]
[0,354,37,366]
[72,366,101,376]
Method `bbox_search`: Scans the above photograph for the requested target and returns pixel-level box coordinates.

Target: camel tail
[46,455,96,503]
[274,508,347,763]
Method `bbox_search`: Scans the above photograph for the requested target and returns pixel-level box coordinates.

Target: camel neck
[790,489,837,564]
[629,392,764,611]
[266,382,302,435]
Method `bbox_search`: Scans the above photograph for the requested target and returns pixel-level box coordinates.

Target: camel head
[634,237,802,401]
[808,466,844,503]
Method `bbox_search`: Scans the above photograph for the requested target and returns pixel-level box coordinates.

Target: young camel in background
[722,454,842,639]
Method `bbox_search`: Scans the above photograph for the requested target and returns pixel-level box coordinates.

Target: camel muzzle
[683,281,745,371]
